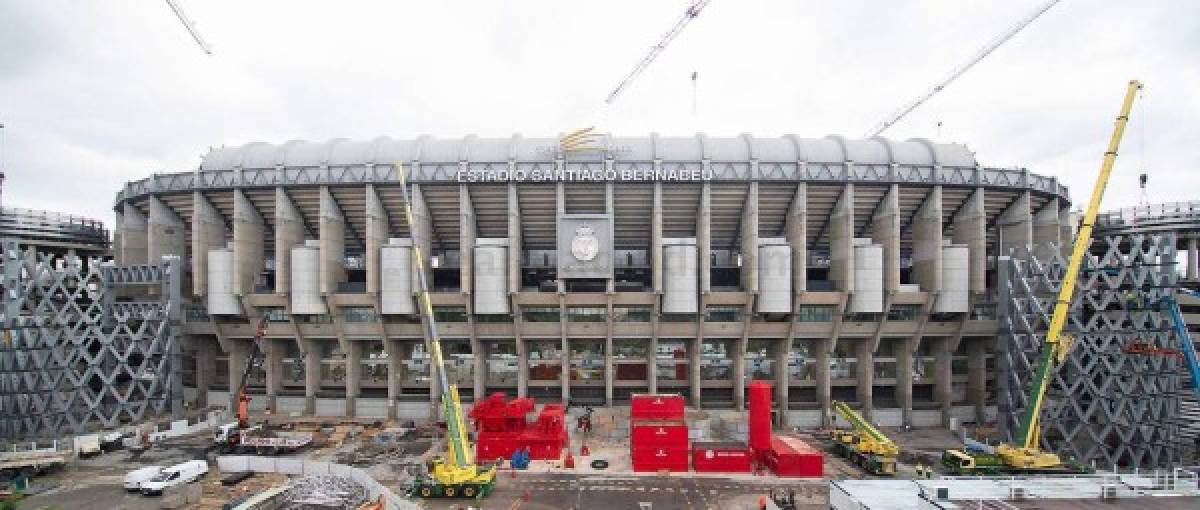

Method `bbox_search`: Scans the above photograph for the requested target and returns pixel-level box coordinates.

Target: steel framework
[997,234,1182,468]
[0,239,181,439]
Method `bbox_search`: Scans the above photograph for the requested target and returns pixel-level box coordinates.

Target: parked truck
[213,424,313,455]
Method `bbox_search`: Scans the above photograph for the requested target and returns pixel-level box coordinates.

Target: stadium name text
[455,167,717,183]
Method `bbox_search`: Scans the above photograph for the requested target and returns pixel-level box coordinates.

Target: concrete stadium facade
[111,134,1072,427]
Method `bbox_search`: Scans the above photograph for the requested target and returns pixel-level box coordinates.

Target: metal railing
[1097,200,1200,226]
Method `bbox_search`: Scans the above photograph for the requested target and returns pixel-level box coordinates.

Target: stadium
[110,133,1072,427]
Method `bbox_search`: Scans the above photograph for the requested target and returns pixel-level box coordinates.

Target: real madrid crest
[571,225,599,262]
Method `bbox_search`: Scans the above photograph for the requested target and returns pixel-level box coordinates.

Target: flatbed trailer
[0,450,67,477]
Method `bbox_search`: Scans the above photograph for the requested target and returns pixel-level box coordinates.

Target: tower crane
[398,165,498,500]
[864,0,1060,137]
[605,0,711,104]
[942,80,1142,475]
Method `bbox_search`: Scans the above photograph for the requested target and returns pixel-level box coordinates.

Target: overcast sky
[1,0,1197,228]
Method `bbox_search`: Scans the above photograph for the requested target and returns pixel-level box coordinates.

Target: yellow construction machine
[830,400,898,475]
[396,166,497,499]
[942,80,1141,475]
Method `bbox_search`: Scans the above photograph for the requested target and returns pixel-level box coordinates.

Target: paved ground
[422,472,828,510]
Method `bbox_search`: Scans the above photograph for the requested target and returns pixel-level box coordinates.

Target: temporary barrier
[630,394,686,421]
[630,419,688,450]
[631,446,689,472]
[692,441,752,473]
[763,435,823,477]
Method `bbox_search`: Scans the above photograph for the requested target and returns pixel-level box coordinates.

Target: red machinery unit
[763,435,823,477]
[630,394,685,421]
[692,441,753,473]
[632,446,690,472]
[631,419,688,449]
[748,380,772,455]
[470,393,567,462]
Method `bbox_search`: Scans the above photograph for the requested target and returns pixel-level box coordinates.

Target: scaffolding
[998,234,1183,468]
[0,239,182,439]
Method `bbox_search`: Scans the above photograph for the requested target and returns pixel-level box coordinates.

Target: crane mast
[605,0,711,104]
[1014,80,1142,451]
[864,0,1060,137]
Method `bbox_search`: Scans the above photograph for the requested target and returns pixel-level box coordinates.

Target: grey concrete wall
[952,188,987,294]
[319,186,346,295]
[912,186,943,293]
[829,184,855,293]
[148,195,185,263]
[274,188,305,295]
[871,184,901,293]
[740,182,759,293]
[998,191,1032,256]
[120,202,148,266]
[786,183,807,293]
[365,185,388,295]
[232,190,264,296]
[192,192,225,296]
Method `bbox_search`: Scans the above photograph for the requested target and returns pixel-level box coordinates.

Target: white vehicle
[124,465,164,491]
[140,460,208,496]
[76,434,101,458]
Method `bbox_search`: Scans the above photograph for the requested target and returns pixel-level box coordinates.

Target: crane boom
[605,0,711,104]
[1166,290,1200,397]
[1016,80,1142,449]
[832,401,898,456]
[864,0,1060,137]
[164,0,213,55]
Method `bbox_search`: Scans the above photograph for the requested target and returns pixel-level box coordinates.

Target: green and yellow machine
[397,166,497,499]
[942,80,1141,476]
[831,400,898,475]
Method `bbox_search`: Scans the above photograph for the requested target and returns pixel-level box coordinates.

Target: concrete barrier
[216,455,421,510]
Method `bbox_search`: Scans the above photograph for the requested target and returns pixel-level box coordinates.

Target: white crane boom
[864,0,1060,137]
[605,0,711,105]
[164,0,213,55]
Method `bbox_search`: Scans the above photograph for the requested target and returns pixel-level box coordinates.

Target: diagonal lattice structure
[0,239,182,439]
[997,234,1183,468]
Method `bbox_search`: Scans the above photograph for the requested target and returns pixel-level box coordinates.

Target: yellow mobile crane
[397,166,498,499]
[942,80,1142,475]
[830,400,898,475]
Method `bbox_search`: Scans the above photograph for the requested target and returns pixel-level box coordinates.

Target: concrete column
[232,190,264,296]
[786,183,808,293]
[1059,207,1074,260]
[303,339,320,415]
[516,337,529,399]
[560,336,570,404]
[1033,198,1062,260]
[410,184,434,292]
[774,338,790,426]
[967,338,987,423]
[227,340,248,411]
[652,183,664,293]
[194,339,216,407]
[697,183,711,293]
[952,188,987,294]
[192,193,225,297]
[345,340,361,416]
[647,336,658,395]
[815,340,832,427]
[148,196,185,263]
[275,188,305,295]
[897,337,915,427]
[934,337,953,425]
[1187,238,1199,281]
[829,185,854,293]
[856,338,874,419]
[507,183,522,293]
[471,338,486,401]
[319,187,346,295]
[912,186,943,293]
[265,338,283,412]
[555,183,566,293]
[460,185,476,295]
[119,202,148,266]
[605,337,614,407]
[365,185,389,295]
[740,183,760,293]
[871,185,901,293]
[689,337,702,408]
[997,191,1033,257]
[733,337,748,410]
[383,339,401,419]
[113,210,124,265]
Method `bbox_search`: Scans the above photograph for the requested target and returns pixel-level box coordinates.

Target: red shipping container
[630,394,685,420]
[630,419,688,450]
[631,446,689,472]
[475,434,520,461]
[692,441,753,473]
[764,435,823,477]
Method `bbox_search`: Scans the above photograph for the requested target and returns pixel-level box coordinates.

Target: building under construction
[107,134,1076,428]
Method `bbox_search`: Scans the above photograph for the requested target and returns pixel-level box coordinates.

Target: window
[613,339,648,359]
[796,305,834,322]
[522,306,560,323]
[887,305,920,322]
[433,306,468,322]
[659,313,697,323]
[475,314,513,323]
[261,307,290,322]
[970,304,997,320]
[705,305,742,322]
[296,314,333,324]
[567,307,607,322]
[184,305,209,322]
[341,307,377,323]
[613,306,651,322]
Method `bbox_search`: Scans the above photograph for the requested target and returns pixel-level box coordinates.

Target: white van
[124,466,164,491]
[140,460,208,495]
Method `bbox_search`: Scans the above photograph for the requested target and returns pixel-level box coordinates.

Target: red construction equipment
[631,419,689,449]
[692,441,753,473]
[632,446,689,472]
[763,435,824,477]
[748,380,773,456]
[631,394,686,420]
[470,393,567,462]
[630,393,690,472]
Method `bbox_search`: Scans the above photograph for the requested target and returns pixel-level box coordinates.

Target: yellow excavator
[830,400,898,475]
[397,165,498,499]
[942,80,1141,475]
